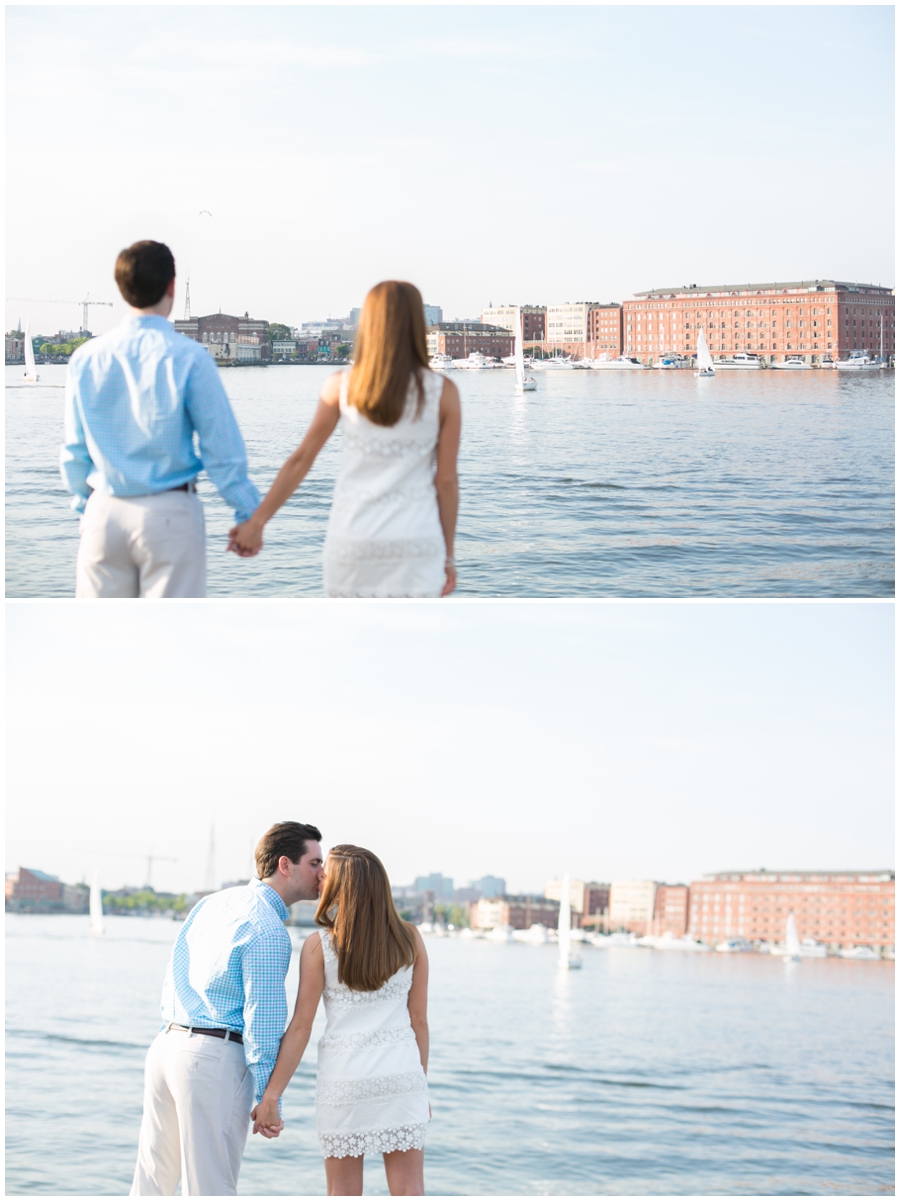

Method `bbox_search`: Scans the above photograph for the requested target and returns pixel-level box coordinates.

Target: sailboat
[694,328,715,377]
[23,321,40,383]
[557,873,582,970]
[783,911,801,962]
[89,871,104,936]
[514,307,536,392]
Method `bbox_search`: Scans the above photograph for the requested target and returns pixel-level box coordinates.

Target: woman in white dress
[228,281,461,596]
[252,845,430,1197]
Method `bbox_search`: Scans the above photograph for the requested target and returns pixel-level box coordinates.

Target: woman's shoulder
[321,371,345,405]
[302,929,325,957]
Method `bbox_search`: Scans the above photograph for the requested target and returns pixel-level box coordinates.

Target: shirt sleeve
[59,367,93,514]
[241,926,291,1103]
[184,350,262,524]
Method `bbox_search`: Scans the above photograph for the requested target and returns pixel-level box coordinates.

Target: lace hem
[317,1070,427,1106]
[319,1024,417,1054]
[330,482,437,509]
[323,974,412,1007]
[323,535,445,564]
[319,1122,428,1160]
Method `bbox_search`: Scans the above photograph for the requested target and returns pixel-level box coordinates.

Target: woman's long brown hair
[315,845,417,991]
[347,281,429,427]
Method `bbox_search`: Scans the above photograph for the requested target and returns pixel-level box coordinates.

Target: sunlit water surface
[5,915,894,1195]
[5,364,894,597]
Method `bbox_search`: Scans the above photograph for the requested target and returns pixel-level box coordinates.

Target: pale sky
[6,5,895,337]
[6,601,893,895]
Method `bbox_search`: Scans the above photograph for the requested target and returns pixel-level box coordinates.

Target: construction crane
[7,293,114,334]
[73,849,177,890]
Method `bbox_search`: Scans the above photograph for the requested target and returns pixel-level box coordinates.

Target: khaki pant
[76,490,206,598]
[130,1028,254,1197]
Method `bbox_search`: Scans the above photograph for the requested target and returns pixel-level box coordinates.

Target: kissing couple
[130,823,431,1197]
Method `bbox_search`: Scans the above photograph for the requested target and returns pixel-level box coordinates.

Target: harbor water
[5,915,894,1195]
[5,364,894,598]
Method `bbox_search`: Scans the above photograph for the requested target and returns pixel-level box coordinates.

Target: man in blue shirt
[60,240,261,598]
[130,822,323,1197]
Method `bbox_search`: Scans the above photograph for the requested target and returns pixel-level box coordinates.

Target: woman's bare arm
[435,377,461,597]
[228,372,343,555]
[252,932,325,1135]
[407,926,429,1074]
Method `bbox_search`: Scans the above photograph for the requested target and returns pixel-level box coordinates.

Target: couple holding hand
[61,241,461,599]
[131,823,430,1197]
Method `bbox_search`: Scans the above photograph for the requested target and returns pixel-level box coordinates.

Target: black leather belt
[168,1023,243,1044]
[168,481,197,493]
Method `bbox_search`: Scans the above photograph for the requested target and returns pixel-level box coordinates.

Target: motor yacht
[835,353,885,370]
[799,939,828,958]
[484,924,517,942]
[589,355,647,371]
[838,944,882,959]
[429,353,455,371]
[533,355,576,371]
[653,354,690,370]
[512,923,553,944]
[715,937,754,953]
[714,353,762,370]
[770,356,812,370]
[452,351,502,370]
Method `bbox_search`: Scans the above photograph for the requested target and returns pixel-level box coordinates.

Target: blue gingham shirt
[160,880,292,1102]
[60,315,260,523]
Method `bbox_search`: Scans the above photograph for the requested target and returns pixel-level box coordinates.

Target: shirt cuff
[70,493,88,515]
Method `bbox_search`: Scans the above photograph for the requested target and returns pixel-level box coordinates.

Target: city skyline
[6,6,894,338]
[6,601,893,896]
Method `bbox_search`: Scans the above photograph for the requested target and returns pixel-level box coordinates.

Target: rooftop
[634,280,893,298]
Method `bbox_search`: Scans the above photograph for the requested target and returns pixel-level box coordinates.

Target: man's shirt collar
[250,878,290,921]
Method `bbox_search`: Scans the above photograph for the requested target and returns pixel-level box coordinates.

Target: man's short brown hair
[255,821,322,880]
[114,240,176,308]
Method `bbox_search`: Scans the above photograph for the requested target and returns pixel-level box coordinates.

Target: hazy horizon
[6,601,893,896]
[6,6,894,338]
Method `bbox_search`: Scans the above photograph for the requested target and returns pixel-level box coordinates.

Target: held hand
[440,558,457,598]
[251,1098,284,1138]
[227,518,264,558]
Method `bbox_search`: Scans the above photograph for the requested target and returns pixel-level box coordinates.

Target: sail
[89,870,104,935]
[696,328,713,371]
[514,306,525,387]
[785,911,800,958]
[24,321,37,377]
[558,873,571,966]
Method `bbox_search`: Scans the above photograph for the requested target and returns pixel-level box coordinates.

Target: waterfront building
[472,874,506,898]
[423,304,443,327]
[5,867,63,911]
[651,884,689,938]
[5,330,25,363]
[174,312,270,363]
[587,305,623,357]
[547,302,597,346]
[426,322,514,360]
[609,880,657,936]
[623,280,895,365]
[689,869,895,950]
[545,879,610,928]
[271,339,297,359]
[6,870,92,914]
[471,894,560,931]
[480,305,546,342]
[414,872,455,901]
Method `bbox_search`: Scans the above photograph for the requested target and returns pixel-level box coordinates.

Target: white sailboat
[557,873,582,969]
[694,328,715,377]
[784,911,801,961]
[514,307,536,392]
[23,321,40,383]
[89,871,104,936]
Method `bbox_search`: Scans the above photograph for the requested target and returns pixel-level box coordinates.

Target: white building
[546,302,595,344]
[480,306,520,334]
[609,880,657,934]
[544,879,586,913]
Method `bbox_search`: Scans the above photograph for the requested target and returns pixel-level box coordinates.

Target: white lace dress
[322,370,446,597]
[315,930,429,1159]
